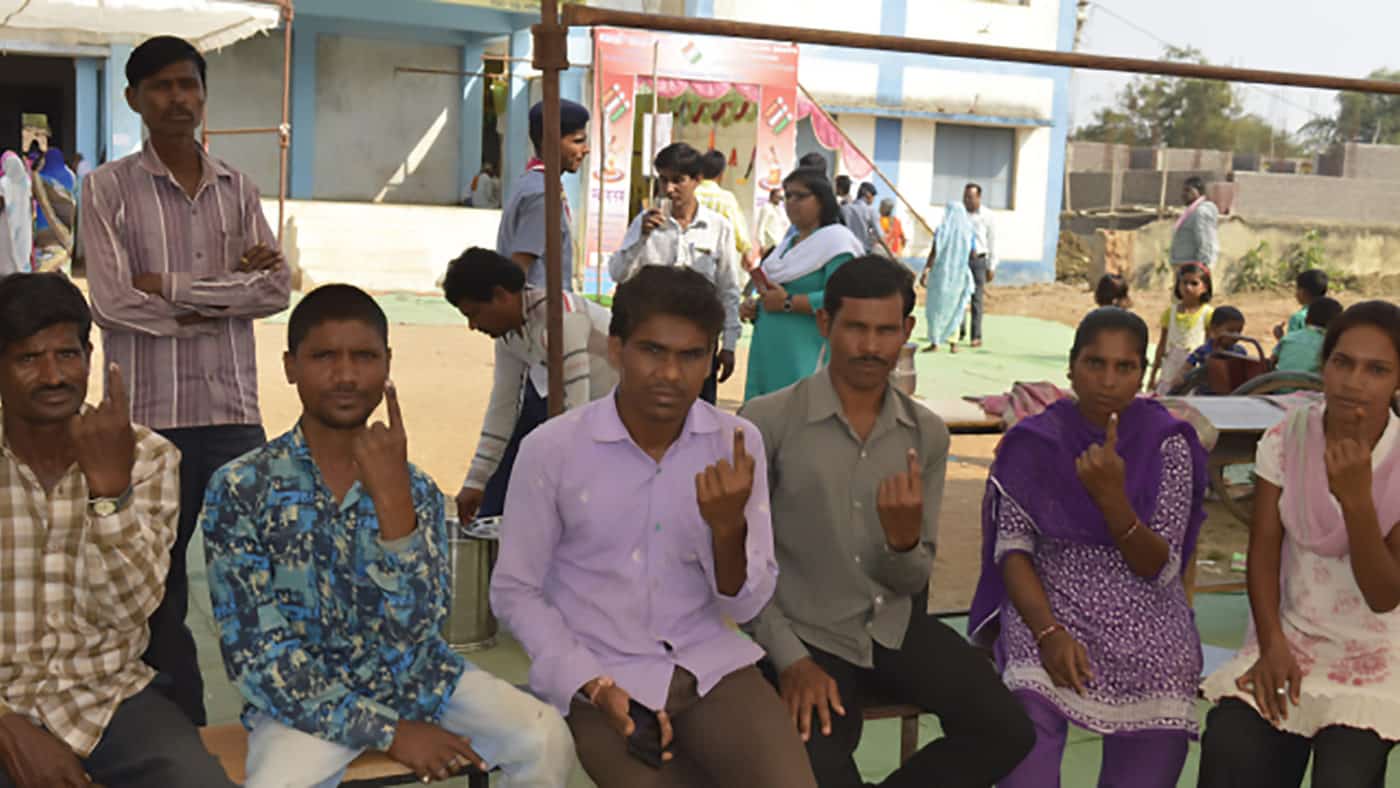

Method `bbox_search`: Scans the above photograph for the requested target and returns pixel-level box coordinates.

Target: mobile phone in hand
[625,699,665,769]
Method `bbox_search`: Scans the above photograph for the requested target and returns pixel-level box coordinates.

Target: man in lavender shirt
[491,265,817,788]
[80,36,291,724]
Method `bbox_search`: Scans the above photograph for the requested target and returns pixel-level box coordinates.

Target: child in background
[1272,268,1328,339]
[1183,305,1247,395]
[1149,262,1213,393]
[1273,296,1343,375]
[1094,273,1132,308]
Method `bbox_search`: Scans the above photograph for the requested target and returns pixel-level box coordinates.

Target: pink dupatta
[1279,402,1400,557]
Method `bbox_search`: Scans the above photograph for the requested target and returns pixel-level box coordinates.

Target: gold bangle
[1034,623,1064,646]
[1120,519,1142,541]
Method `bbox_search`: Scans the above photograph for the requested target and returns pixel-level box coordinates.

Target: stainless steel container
[445,517,499,652]
[891,342,917,396]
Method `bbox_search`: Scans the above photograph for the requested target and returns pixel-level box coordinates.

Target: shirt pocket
[221,231,248,275]
[687,246,719,281]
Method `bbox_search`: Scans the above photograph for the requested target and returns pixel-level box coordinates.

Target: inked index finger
[733,427,749,463]
[1105,411,1120,450]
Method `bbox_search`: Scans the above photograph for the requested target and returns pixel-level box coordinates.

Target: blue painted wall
[74,58,101,166]
[104,44,142,161]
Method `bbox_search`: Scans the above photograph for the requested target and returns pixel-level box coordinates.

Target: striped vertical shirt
[0,417,181,756]
[463,288,616,491]
[79,142,291,430]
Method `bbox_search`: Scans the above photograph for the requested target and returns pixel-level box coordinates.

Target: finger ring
[420,777,430,784]
[1276,688,1287,696]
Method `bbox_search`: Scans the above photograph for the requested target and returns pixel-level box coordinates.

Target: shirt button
[195,252,204,259]
[853,501,863,510]
[632,549,642,563]
[854,555,862,564]
[874,595,885,606]
[860,450,868,459]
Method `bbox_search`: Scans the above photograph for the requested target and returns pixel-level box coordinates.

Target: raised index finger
[1105,411,1120,451]
[733,427,749,464]
[105,362,129,413]
[383,380,404,433]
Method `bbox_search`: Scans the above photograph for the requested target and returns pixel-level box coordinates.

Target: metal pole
[536,0,568,416]
[796,83,934,236]
[593,45,607,300]
[563,6,1400,97]
[648,42,660,209]
[277,0,293,245]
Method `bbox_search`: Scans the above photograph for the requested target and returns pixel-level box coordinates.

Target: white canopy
[0,0,281,51]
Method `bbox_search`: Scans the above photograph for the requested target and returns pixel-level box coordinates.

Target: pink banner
[753,85,798,219]
[587,71,637,259]
[797,97,874,179]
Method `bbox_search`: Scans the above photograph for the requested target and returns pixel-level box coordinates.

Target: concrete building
[3,0,1074,288]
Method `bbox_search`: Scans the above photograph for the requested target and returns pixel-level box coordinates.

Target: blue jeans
[243,668,573,788]
[149,424,267,725]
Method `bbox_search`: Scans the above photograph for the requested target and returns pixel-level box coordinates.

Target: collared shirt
[695,180,753,256]
[464,288,615,491]
[756,202,790,251]
[968,209,999,272]
[497,167,574,291]
[201,426,465,751]
[608,205,741,350]
[739,369,950,670]
[80,141,291,431]
[491,395,779,715]
[0,416,180,756]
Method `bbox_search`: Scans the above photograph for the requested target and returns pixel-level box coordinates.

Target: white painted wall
[312,36,462,205]
[265,198,499,293]
[204,33,285,197]
[898,120,1051,264]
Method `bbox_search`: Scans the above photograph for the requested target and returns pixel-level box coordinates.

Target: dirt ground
[77,279,1354,613]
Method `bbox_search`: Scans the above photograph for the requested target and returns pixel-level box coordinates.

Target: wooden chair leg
[899,714,919,764]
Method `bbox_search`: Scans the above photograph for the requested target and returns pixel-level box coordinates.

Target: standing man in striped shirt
[79,36,292,726]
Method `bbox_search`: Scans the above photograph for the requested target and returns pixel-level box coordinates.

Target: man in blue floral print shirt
[201,285,572,787]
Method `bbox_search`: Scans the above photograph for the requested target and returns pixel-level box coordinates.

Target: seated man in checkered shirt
[0,274,232,788]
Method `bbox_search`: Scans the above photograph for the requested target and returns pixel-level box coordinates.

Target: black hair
[1174,262,1213,304]
[798,152,828,170]
[609,265,725,344]
[127,36,207,89]
[824,255,915,318]
[699,149,726,180]
[834,175,852,196]
[528,99,590,153]
[965,182,983,196]
[769,188,783,201]
[1306,297,1344,329]
[1094,274,1129,307]
[1296,268,1329,299]
[857,182,877,199]
[287,284,389,354]
[0,273,92,355]
[1070,307,1150,368]
[442,247,525,306]
[1321,300,1400,365]
[1184,176,1207,195]
[784,167,842,228]
[655,142,704,178]
[1210,305,1245,329]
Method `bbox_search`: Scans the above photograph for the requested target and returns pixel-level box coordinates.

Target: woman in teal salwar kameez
[742,167,865,401]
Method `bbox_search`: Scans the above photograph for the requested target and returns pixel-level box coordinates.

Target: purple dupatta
[968,397,1209,645]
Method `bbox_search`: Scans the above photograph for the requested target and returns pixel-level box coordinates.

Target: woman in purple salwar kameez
[969,308,1209,788]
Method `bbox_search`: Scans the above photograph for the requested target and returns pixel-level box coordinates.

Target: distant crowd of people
[0,141,88,278]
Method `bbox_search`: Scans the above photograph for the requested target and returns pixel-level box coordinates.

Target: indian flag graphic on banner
[681,41,702,64]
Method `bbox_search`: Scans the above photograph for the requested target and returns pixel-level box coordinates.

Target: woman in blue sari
[32,148,77,274]
[918,201,976,353]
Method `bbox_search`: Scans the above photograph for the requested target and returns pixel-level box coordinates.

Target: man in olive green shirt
[739,256,1031,788]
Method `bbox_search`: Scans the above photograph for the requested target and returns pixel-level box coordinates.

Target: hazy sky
[1071,0,1399,135]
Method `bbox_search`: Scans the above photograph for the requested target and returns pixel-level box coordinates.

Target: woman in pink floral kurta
[1199,301,1400,787]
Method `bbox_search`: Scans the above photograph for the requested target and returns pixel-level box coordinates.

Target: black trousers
[0,685,234,788]
[148,424,266,726]
[701,354,721,405]
[1198,697,1394,788]
[959,255,989,343]
[761,596,1033,788]
[479,379,549,519]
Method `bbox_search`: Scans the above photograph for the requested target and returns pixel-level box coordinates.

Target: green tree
[1074,45,1300,156]
[1299,68,1400,147]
